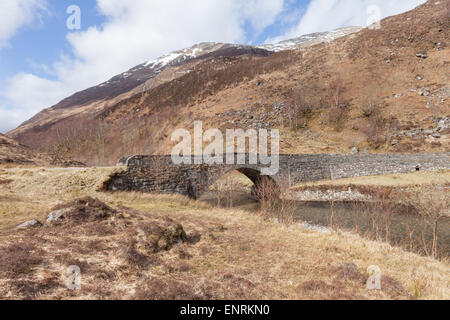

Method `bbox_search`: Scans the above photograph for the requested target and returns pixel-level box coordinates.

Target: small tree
[326,76,349,131]
[404,185,448,258]
[257,175,296,225]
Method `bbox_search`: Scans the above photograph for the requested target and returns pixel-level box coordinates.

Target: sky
[0,0,427,133]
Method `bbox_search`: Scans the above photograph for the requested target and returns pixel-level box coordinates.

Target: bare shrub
[285,86,320,130]
[348,188,396,242]
[402,185,449,258]
[257,175,296,225]
[210,175,244,208]
[324,76,349,131]
[358,96,392,149]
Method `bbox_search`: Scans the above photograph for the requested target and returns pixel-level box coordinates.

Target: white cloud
[0,0,47,47]
[1,0,284,133]
[0,73,71,132]
[269,0,427,42]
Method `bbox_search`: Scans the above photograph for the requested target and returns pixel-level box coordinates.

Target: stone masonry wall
[108,153,450,198]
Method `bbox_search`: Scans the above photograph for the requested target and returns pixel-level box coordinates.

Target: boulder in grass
[17,219,43,230]
[46,208,72,224]
[415,53,427,59]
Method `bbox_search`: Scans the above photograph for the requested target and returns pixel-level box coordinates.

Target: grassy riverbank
[294,170,450,189]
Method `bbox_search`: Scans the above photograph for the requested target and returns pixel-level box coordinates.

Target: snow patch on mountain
[144,52,183,68]
[260,27,361,52]
[89,27,362,100]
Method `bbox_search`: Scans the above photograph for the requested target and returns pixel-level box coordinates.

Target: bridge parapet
[107,153,450,199]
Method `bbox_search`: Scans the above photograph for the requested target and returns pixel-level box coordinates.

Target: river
[200,191,450,259]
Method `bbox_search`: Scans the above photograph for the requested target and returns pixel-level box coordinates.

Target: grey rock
[17,219,43,229]
[351,147,359,155]
[46,208,72,224]
[416,53,427,59]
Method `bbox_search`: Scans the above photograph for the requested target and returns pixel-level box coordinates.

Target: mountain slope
[8,28,360,142]
[0,133,83,166]
[8,0,450,166]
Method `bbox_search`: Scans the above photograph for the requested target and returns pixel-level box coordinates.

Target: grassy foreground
[0,166,448,300]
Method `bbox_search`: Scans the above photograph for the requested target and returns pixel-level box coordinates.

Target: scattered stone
[416,52,427,59]
[351,147,359,155]
[293,189,369,202]
[391,139,399,146]
[17,219,43,230]
[416,75,423,81]
[417,88,430,97]
[46,208,72,224]
[436,117,450,132]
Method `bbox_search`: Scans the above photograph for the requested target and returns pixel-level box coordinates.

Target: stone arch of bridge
[197,166,280,200]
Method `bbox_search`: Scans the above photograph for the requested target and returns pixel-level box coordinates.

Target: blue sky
[0,1,101,82]
[0,0,307,84]
[0,0,426,133]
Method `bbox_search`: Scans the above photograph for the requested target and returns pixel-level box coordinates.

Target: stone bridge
[106,153,450,199]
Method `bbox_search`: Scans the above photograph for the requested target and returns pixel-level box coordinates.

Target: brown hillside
[0,134,83,167]
[8,0,450,166]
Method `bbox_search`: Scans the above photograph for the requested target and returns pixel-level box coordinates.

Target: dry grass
[0,165,448,300]
[295,170,450,188]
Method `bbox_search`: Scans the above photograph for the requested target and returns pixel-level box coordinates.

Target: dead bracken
[47,197,119,225]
